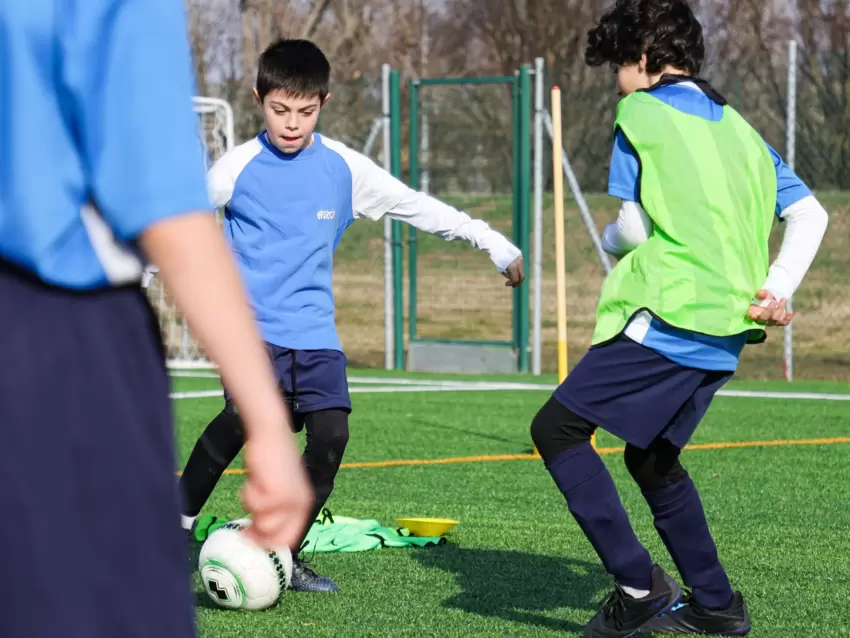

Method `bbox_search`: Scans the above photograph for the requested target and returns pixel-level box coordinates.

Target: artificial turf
[171,375,850,637]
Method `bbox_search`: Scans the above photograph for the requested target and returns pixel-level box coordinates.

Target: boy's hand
[502,256,525,287]
[242,422,314,552]
[747,289,793,327]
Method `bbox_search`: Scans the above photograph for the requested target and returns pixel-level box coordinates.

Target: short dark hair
[256,39,330,102]
[585,0,704,76]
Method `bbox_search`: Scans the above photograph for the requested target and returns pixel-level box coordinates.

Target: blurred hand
[747,289,793,327]
[502,256,525,288]
[241,421,314,552]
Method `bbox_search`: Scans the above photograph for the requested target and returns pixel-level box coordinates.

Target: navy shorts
[224,343,351,415]
[553,335,732,449]
[0,262,194,638]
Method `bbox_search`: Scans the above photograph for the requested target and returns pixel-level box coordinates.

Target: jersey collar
[641,74,728,106]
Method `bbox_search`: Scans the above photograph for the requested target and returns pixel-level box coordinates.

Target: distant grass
[174,381,850,637]
[332,191,850,379]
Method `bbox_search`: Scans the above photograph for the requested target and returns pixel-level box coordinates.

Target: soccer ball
[198,518,293,611]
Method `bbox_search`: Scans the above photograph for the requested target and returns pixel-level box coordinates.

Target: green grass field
[171,372,850,637]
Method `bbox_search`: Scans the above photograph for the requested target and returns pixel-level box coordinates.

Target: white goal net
[144,96,235,368]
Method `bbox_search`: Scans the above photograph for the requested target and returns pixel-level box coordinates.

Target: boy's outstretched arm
[322,139,524,287]
[748,195,828,326]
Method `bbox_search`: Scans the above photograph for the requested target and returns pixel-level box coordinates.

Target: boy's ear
[253,87,262,107]
[638,54,648,74]
[322,93,332,107]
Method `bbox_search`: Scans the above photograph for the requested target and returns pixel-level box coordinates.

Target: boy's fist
[747,289,793,327]
[502,256,525,288]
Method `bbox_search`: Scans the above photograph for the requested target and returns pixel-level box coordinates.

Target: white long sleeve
[601,201,654,258]
[761,195,828,300]
[320,136,521,272]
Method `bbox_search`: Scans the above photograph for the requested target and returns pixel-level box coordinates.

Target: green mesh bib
[592,90,777,346]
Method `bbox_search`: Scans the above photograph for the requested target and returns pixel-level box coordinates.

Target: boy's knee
[530,397,595,462]
[624,439,688,492]
[199,402,245,463]
[307,409,350,456]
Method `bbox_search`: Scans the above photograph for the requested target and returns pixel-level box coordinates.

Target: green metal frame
[389,70,405,370]
[402,69,532,372]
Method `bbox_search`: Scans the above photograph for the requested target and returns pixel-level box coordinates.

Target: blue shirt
[0,1,210,289]
[608,81,812,370]
[209,134,355,351]
[208,132,521,352]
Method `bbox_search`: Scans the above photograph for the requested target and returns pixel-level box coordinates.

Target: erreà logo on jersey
[317,210,336,220]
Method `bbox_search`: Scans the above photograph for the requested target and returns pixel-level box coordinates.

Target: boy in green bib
[529,1,828,636]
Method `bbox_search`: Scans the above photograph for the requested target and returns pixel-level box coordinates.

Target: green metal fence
[400,68,532,372]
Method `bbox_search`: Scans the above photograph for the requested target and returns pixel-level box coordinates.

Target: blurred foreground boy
[0,3,312,637]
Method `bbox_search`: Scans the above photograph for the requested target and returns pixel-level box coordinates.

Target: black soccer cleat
[640,590,750,635]
[290,558,339,593]
[584,564,681,638]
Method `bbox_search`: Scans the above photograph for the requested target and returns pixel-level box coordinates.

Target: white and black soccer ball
[198,518,293,611]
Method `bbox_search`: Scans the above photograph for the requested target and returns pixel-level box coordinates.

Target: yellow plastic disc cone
[396,518,459,537]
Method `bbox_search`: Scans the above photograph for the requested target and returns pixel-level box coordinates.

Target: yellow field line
[178,436,850,476]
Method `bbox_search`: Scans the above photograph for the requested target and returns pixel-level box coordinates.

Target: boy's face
[616,56,652,96]
[255,88,328,153]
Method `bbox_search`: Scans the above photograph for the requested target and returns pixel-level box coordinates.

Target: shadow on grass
[412,545,608,634]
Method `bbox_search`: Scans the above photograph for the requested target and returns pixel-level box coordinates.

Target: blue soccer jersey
[0,0,210,289]
[206,133,520,352]
[607,81,813,371]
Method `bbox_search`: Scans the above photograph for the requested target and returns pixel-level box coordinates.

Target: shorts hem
[293,399,352,414]
[553,390,659,450]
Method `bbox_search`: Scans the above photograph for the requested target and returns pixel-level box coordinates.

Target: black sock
[644,478,734,610]
[294,409,350,551]
[179,404,245,517]
[547,443,654,589]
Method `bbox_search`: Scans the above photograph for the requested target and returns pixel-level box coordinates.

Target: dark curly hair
[585,0,704,76]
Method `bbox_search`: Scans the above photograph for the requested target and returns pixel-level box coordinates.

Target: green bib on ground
[193,512,445,552]
[593,91,777,345]
[303,513,446,552]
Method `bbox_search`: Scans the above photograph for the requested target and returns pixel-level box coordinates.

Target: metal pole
[543,110,613,275]
[381,64,394,370]
[518,64,532,373]
[420,1,430,195]
[784,40,797,382]
[362,117,382,157]
[408,81,420,343]
[389,71,404,370]
[532,58,544,376]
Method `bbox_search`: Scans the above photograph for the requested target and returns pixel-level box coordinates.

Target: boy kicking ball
[173,39,525,592]
[529,1,828,636]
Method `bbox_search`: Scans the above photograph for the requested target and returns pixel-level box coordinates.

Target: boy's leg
[531,397,655,591]
[300,409,350,534]
[178,398,246,529]
[531,397,680,638]
[286,408,349,593]
[631,376,751,635]
[283,349,351,593]
[532,336,722,637]
[179,344,290,531]
[0,266,194,638]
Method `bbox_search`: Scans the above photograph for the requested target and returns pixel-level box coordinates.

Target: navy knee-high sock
[643,478,733,609]
[547,442,653,589]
